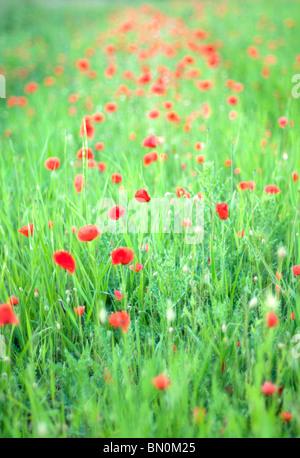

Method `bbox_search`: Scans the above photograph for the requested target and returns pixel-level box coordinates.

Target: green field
[0,0,300,439]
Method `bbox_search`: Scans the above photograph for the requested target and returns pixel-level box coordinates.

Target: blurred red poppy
[266,311,278,328]
[129,263,144,272]
[76,147,94,159]
[216,203,229,220]
[111,247,135,265]
[261,382,277,395]
[53,250,76,274]
[152,374,171,390]
[265,185,280,194]
[18,223,34,237]
[0,303,19,327]
[9,296,19,306]
[108,205,126,220]
[45,157,60,171]
[135,189,151,202]
[142,134,157,148]
[111,173,122,184]
[114,290,124,301]
[109,311,130,332]
[74,306,85,316]
[74,174,85,193]
[77,225,100,242]
[97,162,107,172]
[292,265,300,276]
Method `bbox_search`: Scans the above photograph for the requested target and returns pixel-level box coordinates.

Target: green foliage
[0,0,300,439]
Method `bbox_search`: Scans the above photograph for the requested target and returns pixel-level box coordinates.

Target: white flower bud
[277,247,287,260]
[249,298,258,309]
[99,309,107,324]
[266,294,279,310]
[166,308,176,322]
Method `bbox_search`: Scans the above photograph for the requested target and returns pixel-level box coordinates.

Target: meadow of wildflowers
[0,0,300,439]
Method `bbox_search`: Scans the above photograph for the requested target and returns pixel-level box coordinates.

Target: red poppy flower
[74,174,85,193]
[7,96,19,107]
[104,44,116,55]
[97,162,107,172]
[292,265,300,276]
[9,296,19,306]
[141,243,149,252]
[45,157,60,171]
[216,203,229,220]
[147,109,160,119]
[280,411,293,422]
[278,116,288,128]
[48,220,54,229]
[24,82,38,94]
[92,112,105,123]
[18,223,34,237]
[108,205,126,220]
[150,81,166,96]
[114,290,124,301]
[292,172,299,183]
[152,374,172,390]
[95,142,105,151]
[42,77,55,89]
[135,189,151,202]
[79,117,95,140]
[129,263,144,272]
[163,101,174,110]
[109,311,130,332]
[265,185,280,195]
[183,218,192,227]
[142,134,157,148]
[175,187,190,198]
[76,58,90,72]
[143,151,158,167]
[87,159,95,168]
[143,153,152,167]
[77,225,100,242]
[105,64,117,79]
[247,46,259,59]
[68,93,79,104]
[74,306,85,316]
[266,311,278,328]
[0,303,19,327]
[227,95,239,106]
[53,250,76,274]
[76,147,94,160]
[104,102,118,113]
[195,79,213,91]
[111,173,122,184]
[160,153,168,162]
[238,181,250,191]
[111,247,135,265]
[261,382,277,395]
[137,72,152,85]
[196,155,205,164]
[166,111,181,123]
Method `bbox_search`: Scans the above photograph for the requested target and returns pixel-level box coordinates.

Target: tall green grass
[0,0,300,438]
